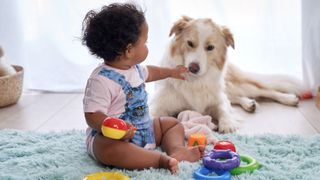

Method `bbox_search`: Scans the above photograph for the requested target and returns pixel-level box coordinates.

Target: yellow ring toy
[84,172,130,180]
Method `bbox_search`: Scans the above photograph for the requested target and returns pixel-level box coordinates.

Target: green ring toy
[230,154,261,175]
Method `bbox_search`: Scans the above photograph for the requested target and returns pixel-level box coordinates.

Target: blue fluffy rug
[0,129,320,180]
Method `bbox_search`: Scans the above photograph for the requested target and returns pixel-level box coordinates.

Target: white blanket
[177,110,218,144]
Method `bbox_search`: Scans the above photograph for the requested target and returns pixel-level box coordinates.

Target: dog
[149,16,303,133]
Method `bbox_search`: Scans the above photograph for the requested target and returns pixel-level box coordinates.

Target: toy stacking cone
[188,134,207,147]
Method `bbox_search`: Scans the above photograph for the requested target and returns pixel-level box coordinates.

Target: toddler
[82,3,204,174]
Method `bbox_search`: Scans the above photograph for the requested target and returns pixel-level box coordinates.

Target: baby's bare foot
[159,154,178,174]
[169,145,205,162]
[168,158,178,174]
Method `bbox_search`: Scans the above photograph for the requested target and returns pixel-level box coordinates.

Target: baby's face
[128,22,149,65]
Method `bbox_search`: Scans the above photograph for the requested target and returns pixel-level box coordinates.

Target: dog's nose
[188,63,200,74]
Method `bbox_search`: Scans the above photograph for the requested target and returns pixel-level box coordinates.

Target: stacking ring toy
[230,155,261,175]
[203,149,240,171]
[83,172,129,180]
[214,140,236,152]
[193,166,231,180]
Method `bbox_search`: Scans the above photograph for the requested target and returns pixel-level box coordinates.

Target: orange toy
[188,134,207,147]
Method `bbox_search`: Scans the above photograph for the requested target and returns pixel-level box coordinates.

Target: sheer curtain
[302,0,320,94]
[0,0,302,93]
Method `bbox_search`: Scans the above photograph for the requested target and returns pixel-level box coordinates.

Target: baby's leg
[154,117,205,162]
[93,134,178,174]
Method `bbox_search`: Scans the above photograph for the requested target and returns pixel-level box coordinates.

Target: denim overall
[98,65,155,148]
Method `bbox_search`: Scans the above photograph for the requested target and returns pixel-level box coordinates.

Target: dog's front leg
[209,94,239,133]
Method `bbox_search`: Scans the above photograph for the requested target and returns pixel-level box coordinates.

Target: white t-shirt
[83,63,149,117]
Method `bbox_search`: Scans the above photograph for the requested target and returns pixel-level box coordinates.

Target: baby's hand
[121,122,136,141]
[170,65,188,80]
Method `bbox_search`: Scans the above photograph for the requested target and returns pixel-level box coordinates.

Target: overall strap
[135,65,145,80]
[98,68,131,92]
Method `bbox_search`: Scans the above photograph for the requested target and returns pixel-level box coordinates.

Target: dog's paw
[279,94,299,106]
[242,99,257,113]
[218,118,239,133]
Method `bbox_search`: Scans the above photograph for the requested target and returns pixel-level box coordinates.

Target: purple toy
[203,149,240,171]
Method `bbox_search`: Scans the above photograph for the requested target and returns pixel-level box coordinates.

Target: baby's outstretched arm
[146,65,188,82]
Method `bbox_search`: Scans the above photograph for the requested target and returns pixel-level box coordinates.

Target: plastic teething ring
[193,166,231,180]
[230,155,261,175]
[203,149,240,171]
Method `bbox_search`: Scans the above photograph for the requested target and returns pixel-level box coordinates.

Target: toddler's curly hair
[82,3,145,63]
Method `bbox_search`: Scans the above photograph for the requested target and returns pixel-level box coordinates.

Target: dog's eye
[187,41,194,48]
[207,45,214,51]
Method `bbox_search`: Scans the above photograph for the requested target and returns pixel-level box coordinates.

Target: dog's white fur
[150,16,303,133]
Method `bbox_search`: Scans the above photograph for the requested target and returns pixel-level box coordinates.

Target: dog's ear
[221,26,235,49]
[169,16,193,37]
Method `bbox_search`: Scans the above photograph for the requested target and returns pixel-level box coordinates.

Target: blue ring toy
[203,149,240,171]
[193,166,231,180]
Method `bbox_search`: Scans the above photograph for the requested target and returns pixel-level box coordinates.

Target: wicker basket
[0,65,24,107]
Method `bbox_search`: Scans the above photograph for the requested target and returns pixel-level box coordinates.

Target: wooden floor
[0,91,319,135]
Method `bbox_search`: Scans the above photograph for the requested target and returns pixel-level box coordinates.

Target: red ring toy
[214,140,236,152]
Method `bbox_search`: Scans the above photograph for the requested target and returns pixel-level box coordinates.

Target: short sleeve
[140,65,149,81]
[83,76,111,114]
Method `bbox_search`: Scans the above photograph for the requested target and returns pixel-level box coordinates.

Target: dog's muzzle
[188,62,200,74]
